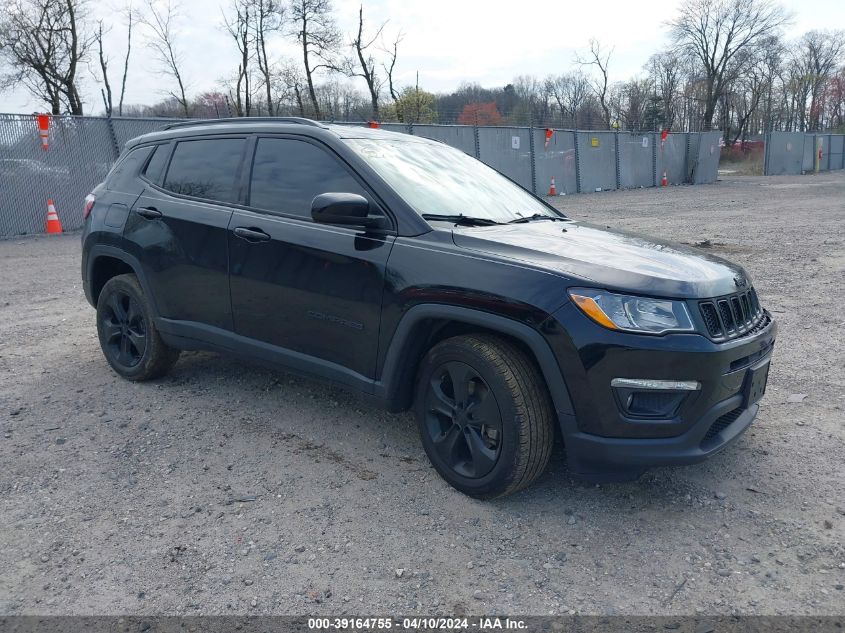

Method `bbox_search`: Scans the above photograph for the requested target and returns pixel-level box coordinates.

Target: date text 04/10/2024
[307,617,528,630]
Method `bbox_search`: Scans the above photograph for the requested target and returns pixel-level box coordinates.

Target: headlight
[569,288,695,334]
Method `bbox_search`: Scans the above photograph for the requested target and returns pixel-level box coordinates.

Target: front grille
[719,300,735,331]
[701,407,744,448]
[701,302,721,336]
[740,293,751,320]
[699,288,766,341]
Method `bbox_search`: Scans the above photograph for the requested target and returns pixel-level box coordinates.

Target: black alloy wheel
[413,334,555,498]
[422,361,503,479]
[96,274,180,381]
[100,291,147,368]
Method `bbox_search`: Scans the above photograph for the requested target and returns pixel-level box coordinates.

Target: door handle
[233,226,271,242]
[135,206,162,219]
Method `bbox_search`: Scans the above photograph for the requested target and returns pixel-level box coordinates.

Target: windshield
[345,139,563,224]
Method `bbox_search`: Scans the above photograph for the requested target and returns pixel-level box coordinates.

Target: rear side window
[143,143,170,184]
[163,138,245,203]
[248,138,367,219]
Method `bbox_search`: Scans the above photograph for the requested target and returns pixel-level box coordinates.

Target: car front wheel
[413,334,555,498]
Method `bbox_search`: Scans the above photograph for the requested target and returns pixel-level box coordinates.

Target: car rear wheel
[413,334,555,498]
[96,274,179,381]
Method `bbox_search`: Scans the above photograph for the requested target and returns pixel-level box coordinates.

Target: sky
[1,0,844,115]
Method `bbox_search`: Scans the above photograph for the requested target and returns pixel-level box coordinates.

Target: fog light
[611,378,700,418]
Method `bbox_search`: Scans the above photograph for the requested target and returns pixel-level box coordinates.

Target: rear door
[227,135,394,381]
[123,135,247,330]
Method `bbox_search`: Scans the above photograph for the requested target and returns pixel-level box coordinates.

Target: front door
[227,136,394,380]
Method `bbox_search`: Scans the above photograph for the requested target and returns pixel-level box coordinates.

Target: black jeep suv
[81,118,776,498]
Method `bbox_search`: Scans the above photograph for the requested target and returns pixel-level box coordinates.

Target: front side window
[346,138,560,223]
[163,138,245,202]
[248,138,367,219]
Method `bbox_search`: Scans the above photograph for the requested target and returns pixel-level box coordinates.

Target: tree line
[1,0,843,137]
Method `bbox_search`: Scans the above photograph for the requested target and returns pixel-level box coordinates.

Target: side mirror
[311,192,385,228]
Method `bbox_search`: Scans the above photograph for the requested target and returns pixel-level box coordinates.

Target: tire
[96,273,179,381]
[413,334,555,498]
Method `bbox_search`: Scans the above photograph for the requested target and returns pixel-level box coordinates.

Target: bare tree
[511,74,545,123]
[316,77,367,120]
[722,49,767,142]
[827,66,845,131]
[350,4,385,119]
[0,0,93,114]
[381,29,402,113]
[94,4,134,116]
[613,78,652,130]
[646,50,684,129]
[140,0,190,116]
[223,0,253,116]
[668,0,790,129]
[252,0,285,116]
[275,59,307,115]
[94,21,112,114]
[797,30,845,129]
[118,4,134,116]
[545,72,590,126]
[577,39,613,128]
[288,0,341,118]
[757,35,783,132]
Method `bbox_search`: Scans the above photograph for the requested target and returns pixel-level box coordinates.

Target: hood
[451,221,749,299]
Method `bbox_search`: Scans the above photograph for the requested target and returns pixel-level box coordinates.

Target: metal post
[614,130,620,190]
[826,134,831,171]
[473,124,480,160]
[573,131,582,194]
[763,132,770,176]
[652,132,658,187]
[528,119,537,195]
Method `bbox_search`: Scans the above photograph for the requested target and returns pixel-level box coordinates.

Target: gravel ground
[1,173,843,616]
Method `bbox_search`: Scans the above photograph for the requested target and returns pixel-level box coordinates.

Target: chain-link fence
[0,114,722,237]
[763,132,845,175]
[0,114,185,237]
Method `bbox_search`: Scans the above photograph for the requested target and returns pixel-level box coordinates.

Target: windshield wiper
[506,214,568,224]
[422,214,502,226]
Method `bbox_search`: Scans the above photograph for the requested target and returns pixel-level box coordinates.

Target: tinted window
[163,138,245,202]
[106,146,153,191]
[143,143,170,184]
[249,138,366,218]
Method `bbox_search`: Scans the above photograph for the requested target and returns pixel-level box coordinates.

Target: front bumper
[564,396,760,482]
[546,302,776,481]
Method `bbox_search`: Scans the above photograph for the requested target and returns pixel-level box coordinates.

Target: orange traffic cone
[46,199,63,234]
[37,114,50,151]
[548,177,557,196]
[661,171,668,187]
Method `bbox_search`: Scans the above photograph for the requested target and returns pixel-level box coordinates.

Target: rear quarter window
[105,145,154,193]
[162,138,246,203]
[142,143,170,185]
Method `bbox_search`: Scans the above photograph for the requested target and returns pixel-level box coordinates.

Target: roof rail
[162,117,326,130]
